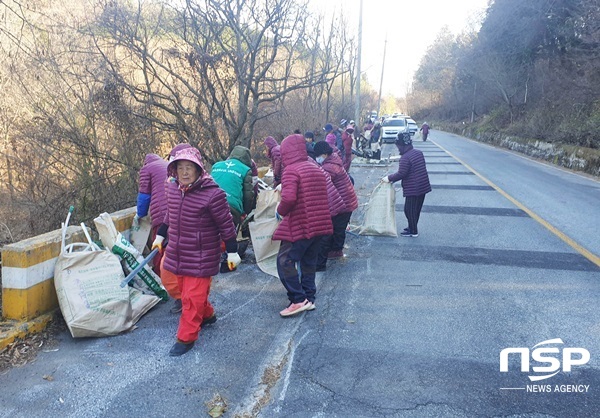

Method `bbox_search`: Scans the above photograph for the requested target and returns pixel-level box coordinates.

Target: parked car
[407,118,418,136]
[381,117,408,143]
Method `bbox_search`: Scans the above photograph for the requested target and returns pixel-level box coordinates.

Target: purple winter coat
[325,133,343,160]
[309,159,345,217]
[139,154,169,228]
[264,136,282,186]
[273,135,333,242]
[322,153,358,213]
[342,129,354,172]
[162,148,237,278]
[388,146,432,197]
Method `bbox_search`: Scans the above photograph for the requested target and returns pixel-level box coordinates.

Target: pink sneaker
[280,300,311,317]
[306,301,316,311]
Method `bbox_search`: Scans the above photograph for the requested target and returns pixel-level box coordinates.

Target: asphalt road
[1,130,599,417]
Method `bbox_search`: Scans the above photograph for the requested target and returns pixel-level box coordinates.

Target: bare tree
[91,0,344,161]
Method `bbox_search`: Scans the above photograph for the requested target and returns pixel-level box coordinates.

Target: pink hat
[167,147,205,178]
[169,143,193,158]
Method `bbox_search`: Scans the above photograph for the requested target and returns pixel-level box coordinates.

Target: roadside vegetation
[407,0,600,175]
[1,0,597,244]
[0,0,394,243]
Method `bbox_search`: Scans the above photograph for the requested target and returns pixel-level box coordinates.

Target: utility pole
[355,0,363,125]
[377,33,387,120]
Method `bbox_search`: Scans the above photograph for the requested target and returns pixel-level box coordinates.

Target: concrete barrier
[1,226,87,321]
[1,207,136,322]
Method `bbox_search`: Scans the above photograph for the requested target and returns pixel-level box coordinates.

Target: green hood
[229,146,252,168]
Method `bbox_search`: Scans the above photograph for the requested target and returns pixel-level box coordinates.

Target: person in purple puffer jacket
[273,134,333,317]
[134,153,168,276]
[310,158,345,269]
[382,132,431,237]
[263,136,282,187]
[313,140,358,268]
[152,147,240,356]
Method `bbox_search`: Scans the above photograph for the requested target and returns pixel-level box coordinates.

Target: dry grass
[0,312,67,374]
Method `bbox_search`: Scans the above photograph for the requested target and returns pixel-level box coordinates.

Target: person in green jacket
[211,146,255,273]
[211,145,255,226]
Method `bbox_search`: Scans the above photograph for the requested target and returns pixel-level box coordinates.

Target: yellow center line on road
[432,140,600,269]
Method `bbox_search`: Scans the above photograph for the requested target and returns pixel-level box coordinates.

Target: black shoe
[400,230,418,237]
[170,299,182,314]
[202,313,217,327]
[403,228,409,233]
[169,341,195,356]
[316,265,327,272]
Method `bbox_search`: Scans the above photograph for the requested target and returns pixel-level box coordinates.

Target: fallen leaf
[208,405,227,418]
[206,393,228,418]
[42,374,54,381]
[59,397,64,404]
[107,362,114,366]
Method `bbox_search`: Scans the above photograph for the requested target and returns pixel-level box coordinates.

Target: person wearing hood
[152,147,240,356]
[313,141,358,267]
[263,136,282,187]
[381,132,431,237]
[134,153,169,276]
[212,145,255,272]
[341,124,355,172]
[273,134,333,317]
[211,145,255,225]
[157,143,195,313]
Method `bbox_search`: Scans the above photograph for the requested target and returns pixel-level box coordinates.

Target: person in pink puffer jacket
[273,134,333,317]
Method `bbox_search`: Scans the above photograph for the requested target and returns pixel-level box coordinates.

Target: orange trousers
[159,257,181,300]
[176,275,214,343]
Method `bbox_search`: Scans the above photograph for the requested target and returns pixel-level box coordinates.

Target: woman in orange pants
[152,147,241,356]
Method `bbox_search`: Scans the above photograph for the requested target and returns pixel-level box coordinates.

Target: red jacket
[311,159,345,217]
[342,130,354,172]
[162,149,237,277]
[322,153,358,213]
[138,154,168,228]
[273,135,333,242]
[264,136,282,186]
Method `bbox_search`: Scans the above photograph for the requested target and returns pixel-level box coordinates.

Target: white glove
[132,214,141,231]
[252,176,259,187]
[275,183,282,192]
[381,175,390,183]
[227,252,241,270]
[151,235,165,252]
